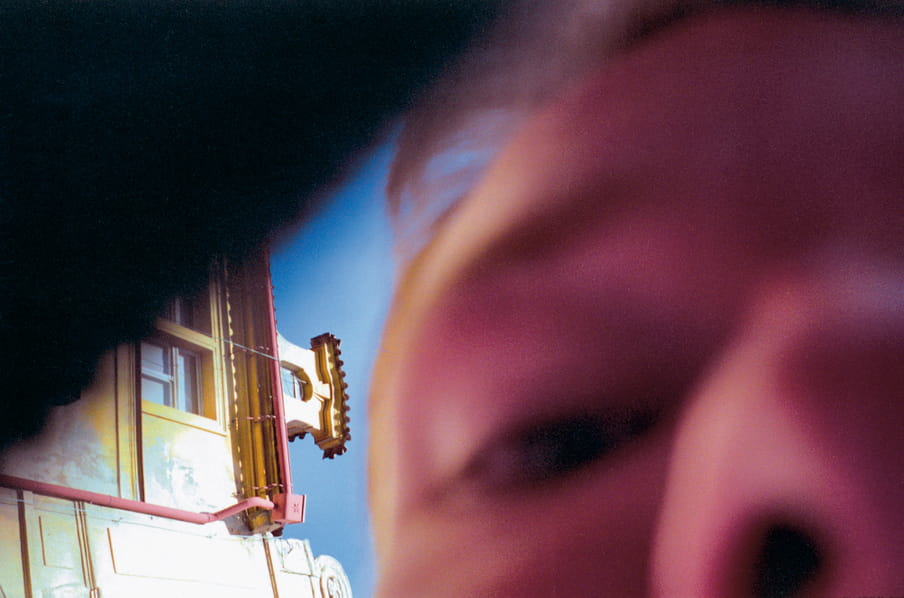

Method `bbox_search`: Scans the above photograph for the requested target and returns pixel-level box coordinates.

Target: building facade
[0,252,352,597]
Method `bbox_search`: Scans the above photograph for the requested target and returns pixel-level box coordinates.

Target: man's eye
[461,409,658,493]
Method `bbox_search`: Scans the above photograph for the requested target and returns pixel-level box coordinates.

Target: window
[138,288,221,423]
[141,339,203,415]
[163,294,211,334]
[281,366,308,401]
[136,280,229,511]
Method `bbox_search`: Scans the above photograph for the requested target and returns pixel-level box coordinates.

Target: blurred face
[371,7,903,597]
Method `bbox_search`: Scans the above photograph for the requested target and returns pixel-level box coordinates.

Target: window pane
[281,367,298,399]
[141,376,171,406]
[177,349,201,414]
[164,295,211,335]
[171,297,194,329]
[141,340,173,407]
[141,341,169,374]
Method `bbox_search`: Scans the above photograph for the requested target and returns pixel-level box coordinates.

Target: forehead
[370,4,904,524]
[410,7,903,308]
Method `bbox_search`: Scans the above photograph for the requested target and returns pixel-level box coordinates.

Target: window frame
[280,365,312,402]
[137,296,225,435]
[140,338,203,415]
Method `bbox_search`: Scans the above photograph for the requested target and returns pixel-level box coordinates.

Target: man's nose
[650,278,896,597]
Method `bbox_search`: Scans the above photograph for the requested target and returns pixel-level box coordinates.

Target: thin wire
[222,338,279,362]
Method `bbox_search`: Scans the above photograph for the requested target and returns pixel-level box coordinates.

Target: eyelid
[496,410,654,487]
[435,405,661,504]
[412,342,708,510]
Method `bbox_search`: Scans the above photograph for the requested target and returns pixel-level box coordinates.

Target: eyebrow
[459,169,634,289]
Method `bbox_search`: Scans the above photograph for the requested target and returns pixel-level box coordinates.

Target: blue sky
[270,144,396,597]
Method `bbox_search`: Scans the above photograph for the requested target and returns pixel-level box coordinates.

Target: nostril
[752,524,822,598]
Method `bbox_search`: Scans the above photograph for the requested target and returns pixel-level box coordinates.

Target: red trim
[262,248,305,524]
[0,474,274,524]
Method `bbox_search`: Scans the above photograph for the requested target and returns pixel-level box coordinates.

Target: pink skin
[371,6,904,597]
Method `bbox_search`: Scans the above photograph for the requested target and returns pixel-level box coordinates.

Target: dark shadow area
[0,1,504,448]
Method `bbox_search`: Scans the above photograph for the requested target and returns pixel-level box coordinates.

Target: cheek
[791,351,904,539]
[376,424,674,597]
